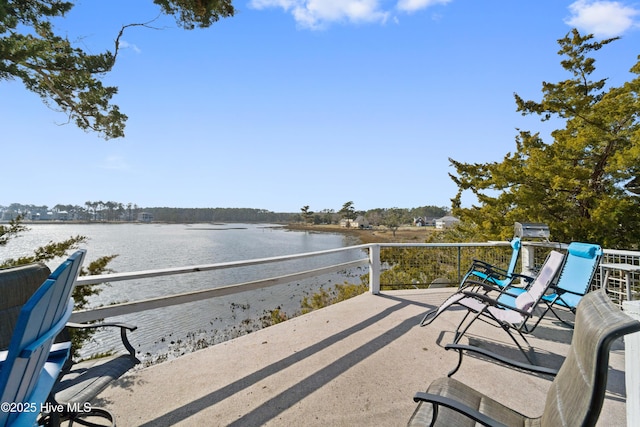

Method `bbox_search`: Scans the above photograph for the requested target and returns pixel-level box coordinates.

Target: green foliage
[267,308,288,325]
[0,215,87,268]
[450,30,640,248]
[380,246,458,289]
[338,201,357,222]
[154,0,234,29]
[0,0,235,139]
[300,205,314,224]
[0,214,27,247]
[380,208,406,236]
[300,281,368,314]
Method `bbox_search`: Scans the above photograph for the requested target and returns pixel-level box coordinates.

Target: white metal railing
[66,240,640,427]
[70,244,371,323]
[71,242,640,322]
[71,241,520,323]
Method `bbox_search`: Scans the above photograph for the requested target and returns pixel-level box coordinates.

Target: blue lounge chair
[460,237,522,288]
[421,250,565,364]
[0,250,85,427]
[495,242,602,332]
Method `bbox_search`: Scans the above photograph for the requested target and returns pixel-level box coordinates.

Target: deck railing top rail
[70,241,639,324]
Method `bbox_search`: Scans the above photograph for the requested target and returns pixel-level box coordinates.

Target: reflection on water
[2,223,365,363]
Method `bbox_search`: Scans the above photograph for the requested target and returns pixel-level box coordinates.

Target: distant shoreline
[11,220,435,244]
[284,223,436,244]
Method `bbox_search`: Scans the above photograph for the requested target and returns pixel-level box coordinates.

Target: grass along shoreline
[284,223,437,244]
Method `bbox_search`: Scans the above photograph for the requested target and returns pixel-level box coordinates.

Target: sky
[2,0,639,213]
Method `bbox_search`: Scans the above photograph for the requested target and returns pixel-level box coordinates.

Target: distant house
[55,210,69,221]
[435,215,460,229]
[414,217,436,227]
[340,215,369,228]
[137,212,154,222]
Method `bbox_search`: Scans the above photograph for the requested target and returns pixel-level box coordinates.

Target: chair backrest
[0,263,51,350]
[514,250,564,312]
[506,237,521,276]
[541,289,640,426]
[0,250,85,427]
[553,242,603,308]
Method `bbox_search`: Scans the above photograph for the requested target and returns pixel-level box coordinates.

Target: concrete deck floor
[93,288,630,426]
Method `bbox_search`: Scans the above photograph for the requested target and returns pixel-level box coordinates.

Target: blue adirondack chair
[0,250,85,427]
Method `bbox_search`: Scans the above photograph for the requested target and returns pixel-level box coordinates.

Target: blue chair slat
[0,250,85,427]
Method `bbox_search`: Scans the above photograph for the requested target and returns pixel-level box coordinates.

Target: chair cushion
[567,243,599,259]
[53,354,139,404]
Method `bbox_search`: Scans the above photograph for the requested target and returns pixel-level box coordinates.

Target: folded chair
[495,242,602,332]
[408,289,640,427]
[420,251,565,363]
[460,237,522,289]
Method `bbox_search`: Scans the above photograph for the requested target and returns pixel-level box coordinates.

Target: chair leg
[506,326,537,365]
[65,407,115,427]
[522,306,550,334]
[447,348,464,377]
[420,309,439,326]
[453,309,485,344]
[547,304,575,329]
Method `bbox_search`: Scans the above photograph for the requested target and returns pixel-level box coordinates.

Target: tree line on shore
[0,202,449,226]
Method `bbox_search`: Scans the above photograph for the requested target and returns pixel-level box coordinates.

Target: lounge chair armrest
[49,341,72,358]
[444,343,558,377]
[468,259,496,273]
[66,321,137,357]
[462,291,531,316]
[66,321,137,331]
[509,272,535,284]
[467,261,511,281]
[547,285,583,297]
[469,260,509,275]
[412,392,509,427]
[461,280,502,293]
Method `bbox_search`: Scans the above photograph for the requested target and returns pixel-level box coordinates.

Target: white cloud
[397,0,451,13]
[119,40,141,54]
[250,0,449,29]
[565,0,639,37]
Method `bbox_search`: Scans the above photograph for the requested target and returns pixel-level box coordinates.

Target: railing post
[623,300,640,427]
[521,244,536,277]
[457,246,462,285]
[369,244,380,295]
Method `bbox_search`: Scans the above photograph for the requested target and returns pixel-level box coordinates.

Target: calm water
[2,223,365,362]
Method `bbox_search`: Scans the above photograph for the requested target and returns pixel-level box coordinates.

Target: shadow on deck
[94,289,628,426]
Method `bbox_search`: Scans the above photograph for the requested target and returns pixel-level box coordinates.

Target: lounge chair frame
[408,289,640,427]
[460,237,522,288]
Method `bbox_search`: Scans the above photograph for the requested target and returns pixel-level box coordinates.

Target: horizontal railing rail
[75,244,371,285]
[70,241,640,323]
[70,258,369,323]
[69,241,533,323]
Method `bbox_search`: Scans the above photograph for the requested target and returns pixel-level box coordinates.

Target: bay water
[2,223,366,364]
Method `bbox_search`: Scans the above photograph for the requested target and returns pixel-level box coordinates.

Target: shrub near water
[300,281,368,314]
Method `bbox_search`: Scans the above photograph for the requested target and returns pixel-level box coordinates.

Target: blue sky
[2,0,639,213]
